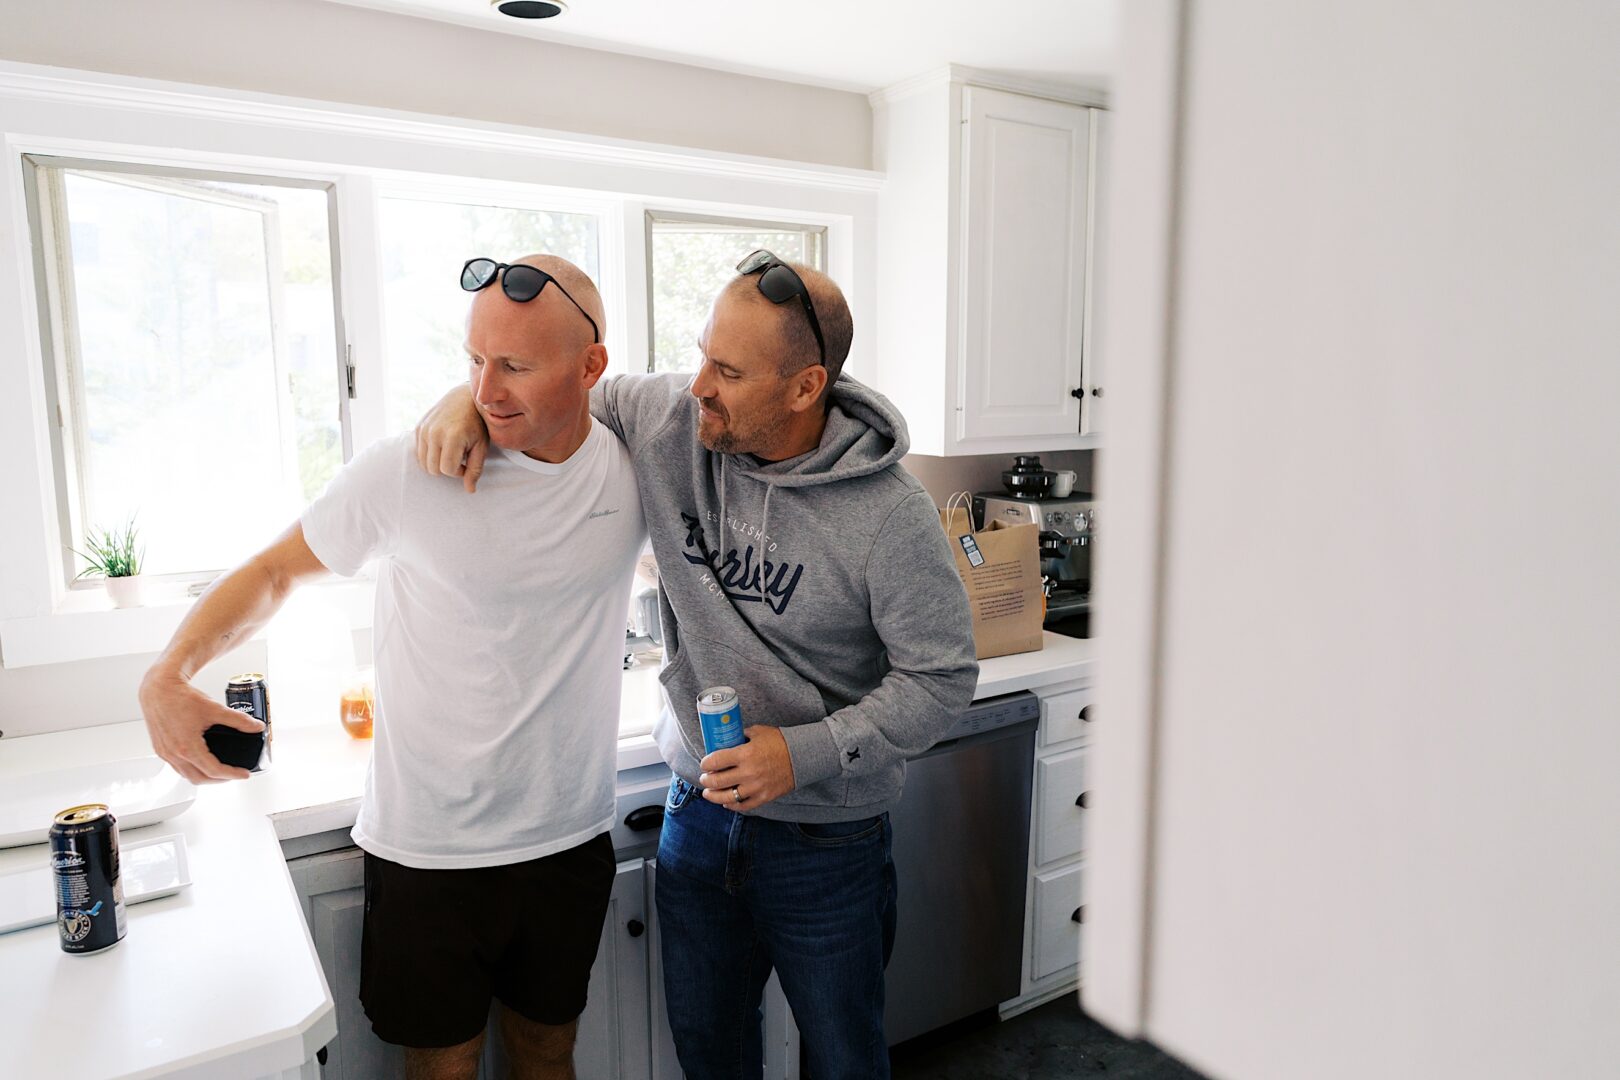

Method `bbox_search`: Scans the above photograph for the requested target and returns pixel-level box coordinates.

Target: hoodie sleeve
[779,489,980,788]
[590,373,691,452]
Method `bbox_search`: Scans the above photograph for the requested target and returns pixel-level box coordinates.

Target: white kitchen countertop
[0,634,1095,1079]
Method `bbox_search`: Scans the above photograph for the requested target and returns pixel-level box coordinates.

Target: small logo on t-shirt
[589,508,621,519]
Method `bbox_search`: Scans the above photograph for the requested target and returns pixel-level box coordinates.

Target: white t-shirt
[300,421,645,869]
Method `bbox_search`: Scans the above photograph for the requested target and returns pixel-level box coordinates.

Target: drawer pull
[1075,792,1090,809]
[627,919,646,938]
[625,805,665,831]
[1071,906,1085,924]
[1079,705,1092,722]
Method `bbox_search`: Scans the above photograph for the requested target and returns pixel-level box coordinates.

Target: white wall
[0,0,872,169]
[1089,3,1620,1078]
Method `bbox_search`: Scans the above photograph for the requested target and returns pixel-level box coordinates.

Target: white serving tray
[0,832,193,935]
[0,757,196,849]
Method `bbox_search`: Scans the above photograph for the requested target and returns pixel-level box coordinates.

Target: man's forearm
[146,525,327,683]
[149,564,287,681]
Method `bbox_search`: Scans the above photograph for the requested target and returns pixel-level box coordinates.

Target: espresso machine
[973,491,1096,636]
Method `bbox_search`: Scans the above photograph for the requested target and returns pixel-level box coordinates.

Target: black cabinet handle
[1072,906,1085,924]
[627,919,646,938]
[317,1046,329,1066]
[1079,705,1092,723]
[1070,387,1085,399]
[625,805,665,831]
[1076,792,1089,809]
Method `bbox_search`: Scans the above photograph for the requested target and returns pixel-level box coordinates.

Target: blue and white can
[697,686,746,754]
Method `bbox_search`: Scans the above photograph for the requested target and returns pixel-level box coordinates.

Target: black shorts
[359,833,616,1048]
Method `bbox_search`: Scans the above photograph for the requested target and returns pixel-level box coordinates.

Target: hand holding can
[697,686,746,754]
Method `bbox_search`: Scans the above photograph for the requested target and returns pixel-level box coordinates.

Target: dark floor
[889,996,1208,1080]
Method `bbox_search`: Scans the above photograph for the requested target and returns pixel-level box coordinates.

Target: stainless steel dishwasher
[883,692,1039,1046]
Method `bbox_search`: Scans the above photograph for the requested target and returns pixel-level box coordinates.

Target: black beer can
[50,804,127,955]
[212,672,271,771]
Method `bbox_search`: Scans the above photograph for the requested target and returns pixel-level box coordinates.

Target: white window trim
[27,155,351,592]
[644,209,831,375]
[0,60,879,669]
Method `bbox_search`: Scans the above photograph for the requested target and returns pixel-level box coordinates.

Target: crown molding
[871,63,1109,110]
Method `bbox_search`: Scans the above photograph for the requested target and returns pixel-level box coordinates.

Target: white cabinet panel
[1034,748,1089,867]
[572,858,651,1080]
[1031,862,1085,982]
[287,847,402,1080]
[871,73,1104,457]
[959,87,1092,443]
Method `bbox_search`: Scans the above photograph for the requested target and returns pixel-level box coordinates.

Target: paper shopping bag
[939,492,1045,659]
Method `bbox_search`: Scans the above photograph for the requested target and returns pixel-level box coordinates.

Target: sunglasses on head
[736,249,826,366]
[460,258,600,344]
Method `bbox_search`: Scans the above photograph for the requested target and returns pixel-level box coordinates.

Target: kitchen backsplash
[903,450,1095,507]
[0,628,375,740]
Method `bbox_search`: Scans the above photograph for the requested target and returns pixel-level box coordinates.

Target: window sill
[0,578,377,669]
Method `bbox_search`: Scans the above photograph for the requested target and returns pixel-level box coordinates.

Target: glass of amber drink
[339,668,375,740]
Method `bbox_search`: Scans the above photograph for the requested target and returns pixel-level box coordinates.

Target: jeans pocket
[665,776,694,814]
[789,815,884,846]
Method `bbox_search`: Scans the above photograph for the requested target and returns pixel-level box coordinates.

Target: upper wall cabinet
[870,69,1106,456]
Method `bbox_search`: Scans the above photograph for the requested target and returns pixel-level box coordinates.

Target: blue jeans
[655,776,897,1080]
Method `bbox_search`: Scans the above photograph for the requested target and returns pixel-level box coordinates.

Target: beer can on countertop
[50,804,126,955]
[697,686,746,755]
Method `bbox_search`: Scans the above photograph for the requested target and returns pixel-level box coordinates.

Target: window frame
[0,63,877,672]
[21,153,353,591]
[370,175,625,434]
[643,208,829,374]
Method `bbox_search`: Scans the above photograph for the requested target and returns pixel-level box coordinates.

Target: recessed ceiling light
[491,0,567,18]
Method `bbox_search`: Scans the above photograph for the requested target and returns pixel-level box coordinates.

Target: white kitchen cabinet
[286,847,653,1080]
[1000,677,1093,1017]
[871,68,1106,456]
[285,847,401,1080]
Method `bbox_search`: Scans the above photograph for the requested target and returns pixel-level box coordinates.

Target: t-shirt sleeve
[299,436,406,577]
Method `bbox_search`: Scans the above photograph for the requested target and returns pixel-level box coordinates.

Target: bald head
[508,253,606,350]
[721,260,853,388]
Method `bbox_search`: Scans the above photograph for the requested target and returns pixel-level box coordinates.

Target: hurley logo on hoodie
[680,512,805,615]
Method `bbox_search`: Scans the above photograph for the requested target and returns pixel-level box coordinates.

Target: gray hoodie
[591,373,979,822]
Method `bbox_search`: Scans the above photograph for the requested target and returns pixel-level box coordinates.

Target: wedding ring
[732,786,742,803]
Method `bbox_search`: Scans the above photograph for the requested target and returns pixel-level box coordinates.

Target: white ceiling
[317,0,1117,94]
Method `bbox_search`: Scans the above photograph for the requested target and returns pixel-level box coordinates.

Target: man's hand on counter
[698,725,797,812]
[138,668,263,784]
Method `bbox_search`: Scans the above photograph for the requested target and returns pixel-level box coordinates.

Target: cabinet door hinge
[345,344,357,399]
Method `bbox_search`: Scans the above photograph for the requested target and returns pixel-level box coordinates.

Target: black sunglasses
[460,258,600,344]
[736,249,826,366]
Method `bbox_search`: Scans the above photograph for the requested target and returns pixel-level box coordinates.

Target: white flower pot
[105,575,145,609]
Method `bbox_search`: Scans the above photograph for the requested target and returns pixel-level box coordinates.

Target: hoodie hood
[725,376,910,489]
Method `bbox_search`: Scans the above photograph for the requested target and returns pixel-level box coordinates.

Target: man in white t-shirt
[137,255,646,1080]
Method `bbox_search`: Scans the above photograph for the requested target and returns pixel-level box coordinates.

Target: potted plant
[74,517,146,608]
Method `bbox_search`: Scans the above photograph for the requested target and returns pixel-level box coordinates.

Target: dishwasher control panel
[938,691,1040,742]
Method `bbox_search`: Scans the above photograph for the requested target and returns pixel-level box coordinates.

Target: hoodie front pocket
[657,646,707,763]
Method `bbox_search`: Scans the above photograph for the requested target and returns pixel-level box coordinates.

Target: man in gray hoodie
[416,251,977,1079]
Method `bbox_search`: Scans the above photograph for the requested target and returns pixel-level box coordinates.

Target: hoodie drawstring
[758,484,774,606]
